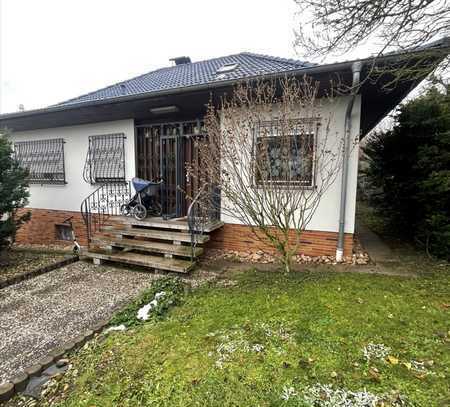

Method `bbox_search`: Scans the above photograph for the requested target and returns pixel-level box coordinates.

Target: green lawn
[41,267,449,407]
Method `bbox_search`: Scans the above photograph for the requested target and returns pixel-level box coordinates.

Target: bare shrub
[188,77,351,272]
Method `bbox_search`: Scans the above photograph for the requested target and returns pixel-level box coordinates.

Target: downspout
[336,61,363,262]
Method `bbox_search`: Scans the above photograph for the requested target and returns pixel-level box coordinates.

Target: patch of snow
[303,384,380,406]
[154,291,166,300]
[363,342,391,361]
[137,291,166,321]
[281,383,409,406]
[252,344,264,352]
[281,386,298,401]
[105,324,126,333]
[137,303,155,321]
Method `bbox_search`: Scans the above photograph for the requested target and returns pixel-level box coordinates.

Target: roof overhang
[1,37,448,133]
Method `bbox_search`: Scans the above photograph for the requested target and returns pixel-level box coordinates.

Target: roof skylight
[216,63,239,74]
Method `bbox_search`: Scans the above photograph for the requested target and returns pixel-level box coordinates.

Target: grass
[37,264,450,407]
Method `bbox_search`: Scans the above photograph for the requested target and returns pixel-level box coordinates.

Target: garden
[9,257,448,407]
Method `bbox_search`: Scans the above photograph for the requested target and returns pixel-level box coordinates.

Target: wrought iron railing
[187,185,221,261]
[80,181,132,245]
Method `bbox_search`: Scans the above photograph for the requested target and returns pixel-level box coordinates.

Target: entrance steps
[83,216,222,273]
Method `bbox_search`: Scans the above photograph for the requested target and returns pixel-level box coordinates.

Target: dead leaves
[368,367,381,382]
[298,357,315,369]
[361,341,438,384]
[386,355,399,365]
[402,362,412,370]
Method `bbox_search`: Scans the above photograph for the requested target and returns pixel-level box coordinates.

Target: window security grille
[14,138,66,184]
[83,133,126,184]
[254,120,317,187]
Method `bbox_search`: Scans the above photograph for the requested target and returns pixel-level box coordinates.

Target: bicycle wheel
[120,203,131,216]
[133,204,147,220]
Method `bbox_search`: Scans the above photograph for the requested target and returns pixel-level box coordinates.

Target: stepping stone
[42,363,68,378]
[23,376,50,399]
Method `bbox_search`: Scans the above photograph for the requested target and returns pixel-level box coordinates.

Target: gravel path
[0,261,158,383]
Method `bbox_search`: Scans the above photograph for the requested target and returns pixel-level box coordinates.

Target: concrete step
[91,236,203,258]
[84,251,194,273]
[100,226,209,244]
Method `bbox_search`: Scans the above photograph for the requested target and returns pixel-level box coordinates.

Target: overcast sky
[0,0,314,114]
[0,0,380,115]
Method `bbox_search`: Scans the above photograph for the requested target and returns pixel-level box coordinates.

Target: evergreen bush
[363,86,450,259]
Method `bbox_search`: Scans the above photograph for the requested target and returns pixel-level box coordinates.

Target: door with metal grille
[160,124,184,219]
[137,121,206,219]
[136,127,160,182]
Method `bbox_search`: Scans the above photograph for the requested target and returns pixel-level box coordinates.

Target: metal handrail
[187,184,207,261]
[187,184,221,261]
[80,181,132,245]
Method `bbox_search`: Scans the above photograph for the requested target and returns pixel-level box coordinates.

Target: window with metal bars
[13,138,66,184]
[83,133,126,184]
[254,120,318,187]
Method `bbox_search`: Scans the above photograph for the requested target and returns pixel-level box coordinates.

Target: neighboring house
[0,39,448,272]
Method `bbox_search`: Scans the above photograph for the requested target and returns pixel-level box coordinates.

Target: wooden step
[112,216,189,230]
[84,251,194,273]
[91,236,203,258]
[100,226,210,244]
[114,216,224,233]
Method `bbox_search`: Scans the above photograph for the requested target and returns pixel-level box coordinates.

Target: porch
[135,119,209,219]
[81,118,223,273]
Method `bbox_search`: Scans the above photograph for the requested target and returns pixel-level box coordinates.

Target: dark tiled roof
[56,52,315,106]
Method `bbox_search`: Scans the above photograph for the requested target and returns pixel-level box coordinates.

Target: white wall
[220,95,361,234]
[8,119,136,212]
[310,95,361,234]
[8,95,361,234]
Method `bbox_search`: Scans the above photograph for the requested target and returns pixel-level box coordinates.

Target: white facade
[8,94,360,234]
[8,119,136,212]
[220,95,361,234]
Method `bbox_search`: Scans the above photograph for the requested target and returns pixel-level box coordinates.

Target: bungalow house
[1,38,448,272]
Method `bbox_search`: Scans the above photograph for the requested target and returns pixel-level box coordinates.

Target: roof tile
[56,52,315,106]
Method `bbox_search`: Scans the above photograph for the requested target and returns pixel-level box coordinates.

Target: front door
[160,126,181,219]
[136,121,204,219]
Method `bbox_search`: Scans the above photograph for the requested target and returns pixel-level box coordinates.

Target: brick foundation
[207,223,353,257]
[15,208,88,247]
[16,208,352,256]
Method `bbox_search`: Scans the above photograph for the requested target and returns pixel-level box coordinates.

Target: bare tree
[188,77,350,272]
[294,0,450,86]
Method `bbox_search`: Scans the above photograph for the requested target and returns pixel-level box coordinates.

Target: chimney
[170,56,191,66]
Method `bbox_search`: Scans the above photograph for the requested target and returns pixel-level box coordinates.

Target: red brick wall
[15,208,88,246]
[207,223,353,257]
[15,208,352,256]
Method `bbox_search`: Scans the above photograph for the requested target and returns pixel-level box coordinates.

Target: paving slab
[356,223,395,264]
